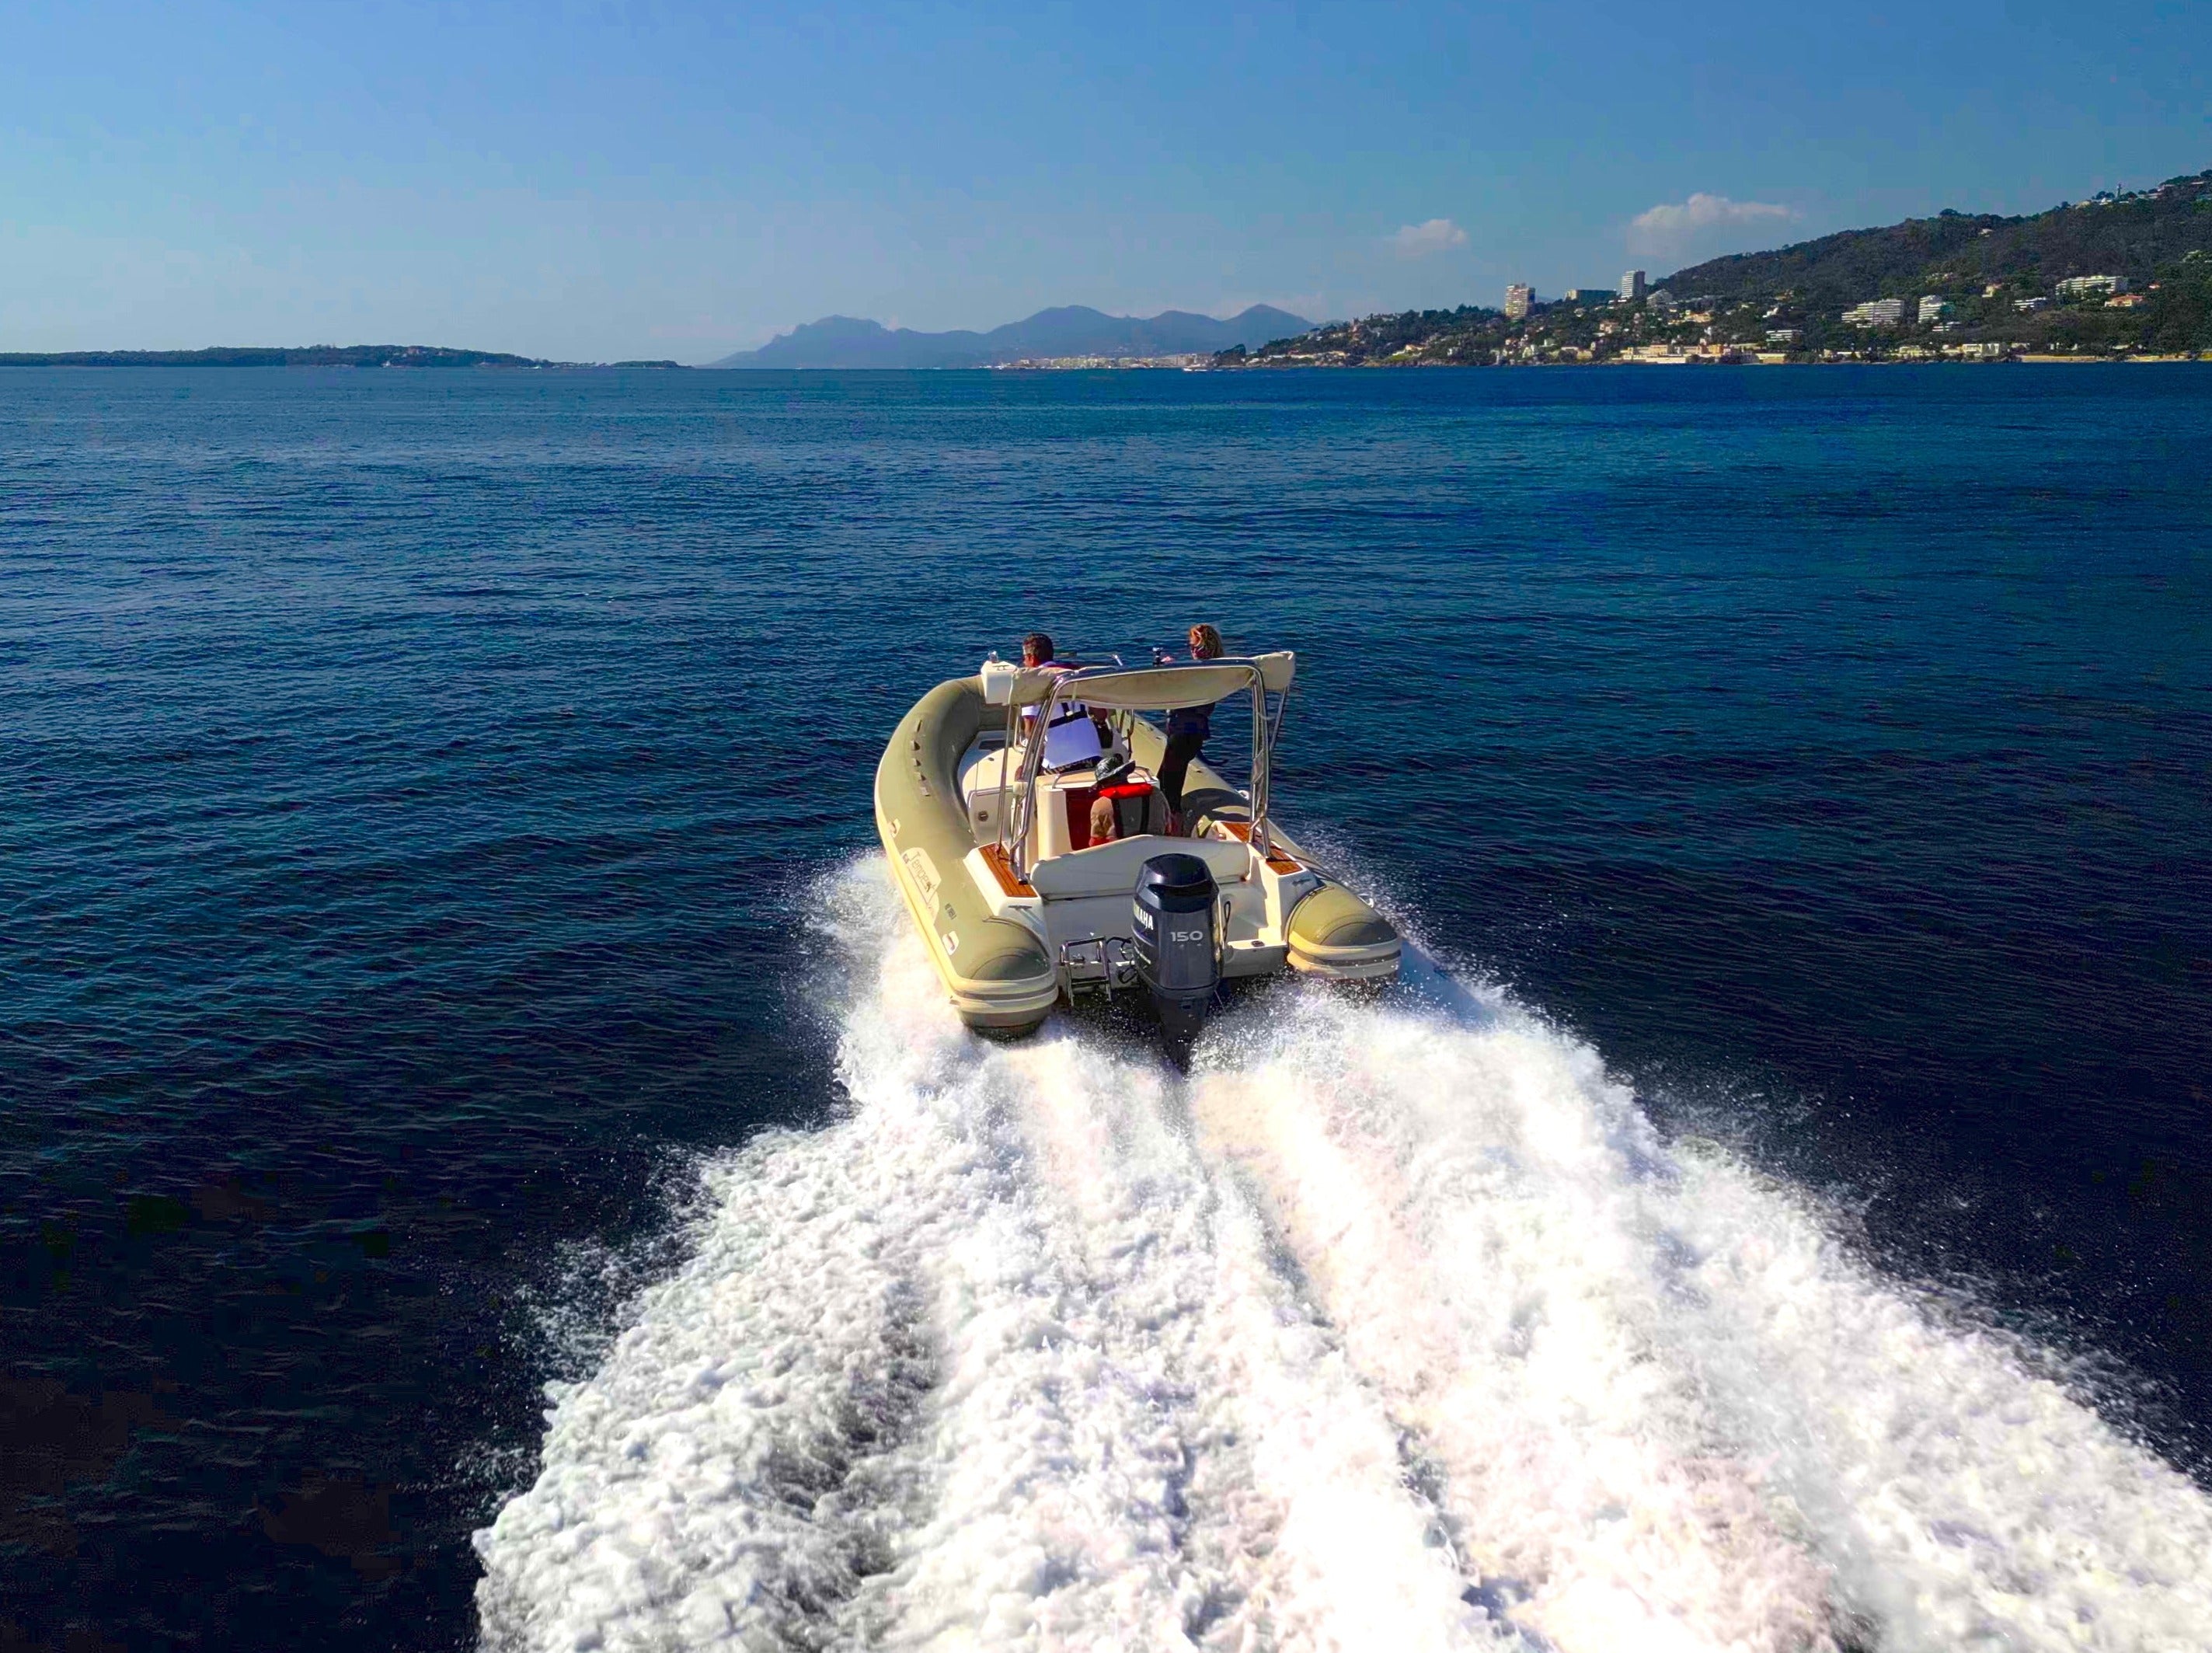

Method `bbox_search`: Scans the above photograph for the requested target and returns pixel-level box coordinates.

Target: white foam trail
[473,870,981,1648]
[1186,971,2212,1652]
[477,862,1495,1651]
[1663,1145,2212,1650]
[861,1031,1496,1651]
[1190,988,1842,1652]
[478,860,2212,1653]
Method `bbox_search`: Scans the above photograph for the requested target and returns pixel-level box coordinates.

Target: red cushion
[1064,786,1097,850]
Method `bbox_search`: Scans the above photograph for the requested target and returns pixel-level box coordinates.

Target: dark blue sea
[4,365,2209,1652]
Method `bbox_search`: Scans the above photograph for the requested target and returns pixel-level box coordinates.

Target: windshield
[1038,706,1106,771]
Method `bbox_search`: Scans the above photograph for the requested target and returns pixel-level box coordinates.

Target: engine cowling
[1132,853,1221,1042]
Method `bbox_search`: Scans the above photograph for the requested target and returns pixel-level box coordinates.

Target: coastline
[0,347,686,369]
[1019,351,2212,370]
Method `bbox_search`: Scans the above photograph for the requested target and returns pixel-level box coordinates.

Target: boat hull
[1284,883,1403,978]
[874,677,1059,1034]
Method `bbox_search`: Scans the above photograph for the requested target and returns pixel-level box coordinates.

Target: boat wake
[474,859,2212,1652]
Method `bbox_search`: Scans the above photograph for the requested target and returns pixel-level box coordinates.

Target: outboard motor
[1132,853,1221,1047]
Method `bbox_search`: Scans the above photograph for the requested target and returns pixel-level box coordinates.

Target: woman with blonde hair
[1159,622,1224,828]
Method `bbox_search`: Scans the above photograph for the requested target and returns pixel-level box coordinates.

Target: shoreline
[5,355,2205,373]
[1024,353,2212,371]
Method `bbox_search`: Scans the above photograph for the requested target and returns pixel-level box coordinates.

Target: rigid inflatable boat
[873,651,1399,1039]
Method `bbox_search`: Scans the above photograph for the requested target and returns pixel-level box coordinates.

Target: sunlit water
[3,365,2207,1650]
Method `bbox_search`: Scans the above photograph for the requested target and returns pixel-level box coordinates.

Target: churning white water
[474,860,2212,1652]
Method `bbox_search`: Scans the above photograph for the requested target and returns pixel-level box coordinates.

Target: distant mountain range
[709,305,1312,369]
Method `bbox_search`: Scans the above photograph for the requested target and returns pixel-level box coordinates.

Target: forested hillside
[1227,167,2212,364]
[1660,170,2212,309]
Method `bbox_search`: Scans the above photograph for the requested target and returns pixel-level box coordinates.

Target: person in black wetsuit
[1158,622,1224,829]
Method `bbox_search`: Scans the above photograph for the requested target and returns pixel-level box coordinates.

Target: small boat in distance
[874,651,1400,1042]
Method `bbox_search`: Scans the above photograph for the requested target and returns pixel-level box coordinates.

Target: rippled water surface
[3,366,2209,1651]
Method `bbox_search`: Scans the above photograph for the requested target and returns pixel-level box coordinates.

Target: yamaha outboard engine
[1133,853,1221,1048]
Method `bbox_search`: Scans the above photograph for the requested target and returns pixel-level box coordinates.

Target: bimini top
[981,652,1295,710]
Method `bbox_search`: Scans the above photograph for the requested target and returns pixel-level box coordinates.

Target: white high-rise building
[1841,298,1906,326]
[1504,283,1534,320]
[1621,269,1648,302]
[1918,295,1952,324]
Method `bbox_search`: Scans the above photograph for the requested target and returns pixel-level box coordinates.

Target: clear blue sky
[4,1,2206,361]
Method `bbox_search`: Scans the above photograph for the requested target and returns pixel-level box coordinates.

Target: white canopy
[986,653,1296,710]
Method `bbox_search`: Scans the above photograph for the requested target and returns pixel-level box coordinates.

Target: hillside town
[1215,169,2212,367]
[990,354,1217,371]
[1219,259,2210,368]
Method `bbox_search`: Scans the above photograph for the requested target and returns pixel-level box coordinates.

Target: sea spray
[472,867,994,1648]
[907,1032,1498,1651]
[475,863,1493,1650]
[1653,1143,2212,1647]
[1187,991,1844,1652]
[1186,981,2212,1651]
[476,859,2212,1651]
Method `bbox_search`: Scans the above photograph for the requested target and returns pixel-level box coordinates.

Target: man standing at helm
[1159,622,1224,830]
[1019,629,1111,769]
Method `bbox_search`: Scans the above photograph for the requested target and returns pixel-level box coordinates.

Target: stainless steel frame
[998,660,1278,881]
